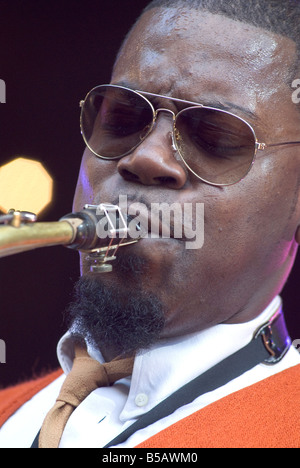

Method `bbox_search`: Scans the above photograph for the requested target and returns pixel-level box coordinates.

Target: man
[1,0,300,448]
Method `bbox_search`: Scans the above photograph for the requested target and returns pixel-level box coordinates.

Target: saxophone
[0,204,142,272]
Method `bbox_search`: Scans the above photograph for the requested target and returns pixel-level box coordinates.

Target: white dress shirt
[1,295,299,448]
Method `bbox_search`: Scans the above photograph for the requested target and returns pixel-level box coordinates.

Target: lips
[82,196,192,274]
[127,206,190,242]
[92,193,194,243]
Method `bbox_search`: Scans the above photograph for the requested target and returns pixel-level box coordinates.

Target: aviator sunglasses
[80,84,300,186]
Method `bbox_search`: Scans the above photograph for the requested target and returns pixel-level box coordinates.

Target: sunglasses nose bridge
[154,108,176,119]
[153,108,177,150]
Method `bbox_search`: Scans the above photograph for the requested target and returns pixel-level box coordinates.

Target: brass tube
[0,221,75,258]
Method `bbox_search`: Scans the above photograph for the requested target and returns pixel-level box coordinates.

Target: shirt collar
[57,296,282,419]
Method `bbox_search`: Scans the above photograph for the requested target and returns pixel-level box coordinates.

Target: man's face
[73,7,300,345]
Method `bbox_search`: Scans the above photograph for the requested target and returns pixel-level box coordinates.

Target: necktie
[38,342,134,448]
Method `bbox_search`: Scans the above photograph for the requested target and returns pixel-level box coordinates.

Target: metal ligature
[0,204,143,272]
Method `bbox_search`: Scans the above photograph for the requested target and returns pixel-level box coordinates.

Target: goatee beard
[65,275,165,358]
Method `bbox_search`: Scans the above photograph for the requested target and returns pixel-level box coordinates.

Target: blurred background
[0,0,299,388]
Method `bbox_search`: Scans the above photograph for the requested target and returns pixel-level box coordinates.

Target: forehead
[112,7,298,128]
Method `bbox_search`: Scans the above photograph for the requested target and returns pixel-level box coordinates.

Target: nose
[117,114,187,189]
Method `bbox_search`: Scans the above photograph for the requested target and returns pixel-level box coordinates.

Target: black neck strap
[31,308,290,448]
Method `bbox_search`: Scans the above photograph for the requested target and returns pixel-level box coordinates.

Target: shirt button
[135,393,149,407]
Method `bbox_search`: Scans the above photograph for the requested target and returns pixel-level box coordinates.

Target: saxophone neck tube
[0,204,143,271]
[0,221,75,258]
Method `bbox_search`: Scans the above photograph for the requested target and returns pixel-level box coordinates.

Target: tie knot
[103,356,135,385]
[57,356,109,407]
[39,342,134,448]
[57,343,134,407]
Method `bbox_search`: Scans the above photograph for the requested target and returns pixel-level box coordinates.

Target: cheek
[259,153,300,243]
[73,156,93,211]
[73,151,115,211]
[202,181,291,268]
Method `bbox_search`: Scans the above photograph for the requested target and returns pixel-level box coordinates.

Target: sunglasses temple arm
[264,141,300,149]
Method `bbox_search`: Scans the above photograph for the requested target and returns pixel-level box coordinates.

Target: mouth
[81,193,202,273]
[115,194,191,242]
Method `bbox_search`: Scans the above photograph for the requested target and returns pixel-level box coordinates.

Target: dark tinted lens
[81,86,154,158]
[176,107,256,185]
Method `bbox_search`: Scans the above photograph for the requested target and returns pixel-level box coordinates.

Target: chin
[65,275,166,357]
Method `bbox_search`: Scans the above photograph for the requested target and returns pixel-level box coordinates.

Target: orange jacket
[1,365,300,448]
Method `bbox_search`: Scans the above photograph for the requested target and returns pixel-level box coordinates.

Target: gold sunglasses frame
[80,84,300,187]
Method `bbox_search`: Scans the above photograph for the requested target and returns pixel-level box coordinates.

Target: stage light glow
[0,157,53,215]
